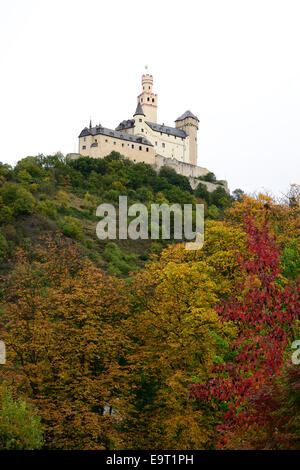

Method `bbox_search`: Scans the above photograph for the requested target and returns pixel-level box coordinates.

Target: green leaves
[0,384,43,450]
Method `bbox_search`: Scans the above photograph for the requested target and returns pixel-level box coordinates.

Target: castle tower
[133,100,145,136]
[175,111,199,166]
[137,74,158,123]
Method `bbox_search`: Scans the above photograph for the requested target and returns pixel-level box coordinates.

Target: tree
[124,243,236,449]
[231,188,245,202]
[0,384,43,450]
[195,182,210,204]
[189,218,300,448]
[0,237,132,449]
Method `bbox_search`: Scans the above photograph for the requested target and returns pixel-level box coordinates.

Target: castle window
[122,143,124,147]
[162,143,165,148]
[155,141,157,145]
[146,147,149,152]
[82,145,86,150]
[141,128,144,132]
[84,137,86,142]
[139,118,142,122]
[147,97,150,101]
[95,139,97,142]
[139,146,142,151]
[132,144,134,149]
[114,142,116,145]
[105,139,108,142]
[152,98,154,102]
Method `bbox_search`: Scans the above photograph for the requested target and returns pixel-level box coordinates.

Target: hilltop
[0,151,233,276]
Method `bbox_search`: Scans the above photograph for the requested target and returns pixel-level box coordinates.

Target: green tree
[0,385,43,450]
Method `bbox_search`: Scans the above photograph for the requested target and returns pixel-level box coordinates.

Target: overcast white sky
[0,0,299,195]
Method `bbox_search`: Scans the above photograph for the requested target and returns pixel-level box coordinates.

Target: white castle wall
[153,154,229,193]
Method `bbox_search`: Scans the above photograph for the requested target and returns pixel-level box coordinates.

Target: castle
[69,74,228,192]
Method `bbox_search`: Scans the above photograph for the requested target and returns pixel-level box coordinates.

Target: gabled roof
[145,121,187,139]
[115,119,135,131]
[133,101,145,117]
[175,110,199,122]
[79,125,153,146]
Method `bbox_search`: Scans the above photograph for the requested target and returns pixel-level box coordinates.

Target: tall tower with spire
[138,74,158,123]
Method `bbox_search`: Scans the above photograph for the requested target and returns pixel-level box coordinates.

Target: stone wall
[153,154,229,193]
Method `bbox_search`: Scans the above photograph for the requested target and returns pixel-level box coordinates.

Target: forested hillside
[0,152,231,276]
[0,153,299,450]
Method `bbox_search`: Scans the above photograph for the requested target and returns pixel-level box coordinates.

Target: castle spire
[134,100,145,117]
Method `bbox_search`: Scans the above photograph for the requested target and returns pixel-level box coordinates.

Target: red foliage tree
[189,218,300,448]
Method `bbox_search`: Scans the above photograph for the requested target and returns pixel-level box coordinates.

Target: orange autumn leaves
[0,194,299,449]
[0,238,131,449]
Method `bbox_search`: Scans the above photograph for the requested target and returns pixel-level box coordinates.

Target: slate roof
[133,101,145,116]
[79,125,153,146]
[115,119,135,131]
[145,121,187,138]
[175,110,199,122]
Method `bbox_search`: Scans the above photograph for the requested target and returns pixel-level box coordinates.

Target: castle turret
[175,110,199,166]
[137,74,158,123]
[133,100,145,136]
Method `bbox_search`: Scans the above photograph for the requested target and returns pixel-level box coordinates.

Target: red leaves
[190,217,300,447]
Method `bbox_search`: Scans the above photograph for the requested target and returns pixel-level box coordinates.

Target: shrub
[0,233,9,263]
[36,200,58,220]
[0,385,43,450]
[57,189,69,208]
[195,182,211,203]
[210,186,230,209]
[103,242,137,275]
[207,204,220,219]
[159,167,192,193]
[61,216,83,240]
[198,172,217,183]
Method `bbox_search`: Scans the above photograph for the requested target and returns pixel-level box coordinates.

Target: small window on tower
[162,143,165,148]
[152,98,154,103]
[141,128,144,132]
[149,86,150,90]
[84,137,86,142]
[146,148,149,152]
[139,146,142,151]
[132,144,134,149]
[83,145,86,150]
[139,118,142,122]
[147,97,150,102]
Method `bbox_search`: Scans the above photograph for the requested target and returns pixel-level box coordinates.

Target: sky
[0,0,299,196]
